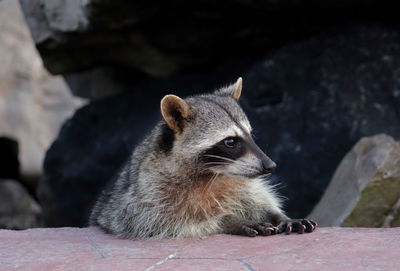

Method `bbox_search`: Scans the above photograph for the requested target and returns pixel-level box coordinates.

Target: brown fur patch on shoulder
[155,175,248,224]
[186,175,246,220]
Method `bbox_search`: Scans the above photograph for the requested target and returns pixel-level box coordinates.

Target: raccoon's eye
[224,137,238,148]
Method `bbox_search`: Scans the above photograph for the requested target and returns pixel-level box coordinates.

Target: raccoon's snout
[262,158,277,174]
[247,138,277,175]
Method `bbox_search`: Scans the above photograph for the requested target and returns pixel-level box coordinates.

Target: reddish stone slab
[0,227,399,271]
[159,259,248,271]
[246,227,400,271]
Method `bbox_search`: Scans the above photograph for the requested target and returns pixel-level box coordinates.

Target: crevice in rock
[382,195,400,227]
[237,259,257,271]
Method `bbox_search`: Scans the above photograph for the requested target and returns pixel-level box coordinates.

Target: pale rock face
[18,0,89,44]
[0,0,86,182]
[309,134,400,226]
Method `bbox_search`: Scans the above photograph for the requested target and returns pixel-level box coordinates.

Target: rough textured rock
[309,134,400,227]
[0,179,42,229]
[19,0,400,98]
[1,227,400,271]
[344,177,400,228]
[39,24,400,227]
[0,0,86,185]
[240,24,400,219]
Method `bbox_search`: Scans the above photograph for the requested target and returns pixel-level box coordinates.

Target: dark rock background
[18,0,400,227]
[19,0,400,99]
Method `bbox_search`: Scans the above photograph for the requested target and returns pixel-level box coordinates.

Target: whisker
[201,154,265,178]
[203,162,230,166]
[202,154,236,163]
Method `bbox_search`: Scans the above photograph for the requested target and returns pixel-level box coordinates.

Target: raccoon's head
[160,77,276,179]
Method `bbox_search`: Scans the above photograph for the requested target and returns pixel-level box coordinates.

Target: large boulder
[39,24,400,227]
[0,0,85,187]
[309,134,400,227]
[19,0,400,98]
[243,24,400,219]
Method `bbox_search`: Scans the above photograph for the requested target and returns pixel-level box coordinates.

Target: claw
[244,227,258,237]
[278,219,317,234]
[285,225,292,234]
[299,224,306,234]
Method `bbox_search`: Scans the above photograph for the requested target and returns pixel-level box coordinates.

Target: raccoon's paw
[277,219,317,234]
[231,221,279,237]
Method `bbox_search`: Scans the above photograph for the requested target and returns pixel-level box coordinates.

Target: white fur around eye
[240,121,252,134]
[193,125,246,149]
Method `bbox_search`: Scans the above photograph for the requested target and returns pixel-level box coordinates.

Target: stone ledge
[1,227,399,271]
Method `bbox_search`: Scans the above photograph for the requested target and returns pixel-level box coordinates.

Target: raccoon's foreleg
[267,212,317,234]
[221,215,279,237]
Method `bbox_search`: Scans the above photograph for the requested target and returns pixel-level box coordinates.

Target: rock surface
[0,227,399,271]
[0,0,86,185]
[0,179,42,229]
[309,134,400,227]
[19,0,400,98]
[39,24,400,227]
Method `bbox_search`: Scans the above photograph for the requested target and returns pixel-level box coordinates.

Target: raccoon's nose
[262,160,277,174]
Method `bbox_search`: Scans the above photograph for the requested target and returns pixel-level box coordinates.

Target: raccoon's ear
[216,77,243,101]
[160,95,191,133]
[231,77,243,100]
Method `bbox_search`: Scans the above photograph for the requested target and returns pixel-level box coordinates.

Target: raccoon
[89,78,316,239]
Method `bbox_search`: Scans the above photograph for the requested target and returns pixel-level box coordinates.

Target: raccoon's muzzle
[245,136,277,174]
[262,158,277,174]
